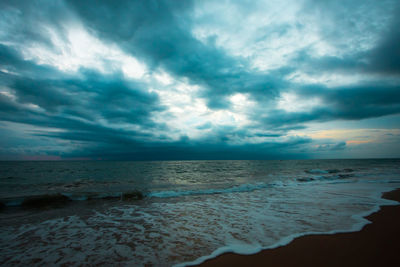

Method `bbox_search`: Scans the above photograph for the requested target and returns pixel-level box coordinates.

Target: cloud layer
[0,0,399,159]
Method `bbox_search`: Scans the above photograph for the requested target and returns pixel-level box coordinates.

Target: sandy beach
[198,188,400,267]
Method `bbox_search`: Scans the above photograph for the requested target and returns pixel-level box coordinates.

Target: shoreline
[195,188,400,267]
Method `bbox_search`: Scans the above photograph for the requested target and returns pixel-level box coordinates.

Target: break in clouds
[0,0,400,160]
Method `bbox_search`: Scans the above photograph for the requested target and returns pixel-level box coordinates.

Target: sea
[1,159,400,266]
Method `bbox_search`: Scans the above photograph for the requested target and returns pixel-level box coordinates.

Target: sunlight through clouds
[20,23,147,79]
[277,92,321,113]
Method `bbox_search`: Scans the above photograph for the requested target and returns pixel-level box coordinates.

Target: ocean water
[0,159,399,266]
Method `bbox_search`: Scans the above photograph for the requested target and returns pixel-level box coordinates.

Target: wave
[0,182,287,208]
[146,182,281,198]
[297,168,356,182]
[147,169,360,199]
[0,190,144,209]
[2,168,397,209]
[0,182,281,208]
[304,168,354,175]
[296,174,355,182]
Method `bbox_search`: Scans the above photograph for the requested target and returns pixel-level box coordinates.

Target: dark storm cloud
[64,70,164,124]
[58,133,312,161]
[67,0,284,109]
[66,0,400,119]
[0,44,63,80]
[317,142,346,152]
[261,84,400,128]
[0,0,399,159]
[291,21,400,76]
[367,8,400,75]
[293,0,400,75]
[0,40,302,159]
[0,43,165,152]
[257,1,400,129]
[0,41,162,117]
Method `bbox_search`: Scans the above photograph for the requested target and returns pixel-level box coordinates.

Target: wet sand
[198,188,400,267]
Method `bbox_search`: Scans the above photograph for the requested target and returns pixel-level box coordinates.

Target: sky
[0,0,400,160]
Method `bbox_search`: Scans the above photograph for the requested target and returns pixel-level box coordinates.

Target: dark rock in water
[88,194,120,201]
[339,174,353,179]
[83,192,118,201]
[22,194,71,209]
[0,202,5,210]
[327,169,340,174]
[297,177,315,182]
[121,191,143,201]
[343,168,354,172]
[101,196,120,201]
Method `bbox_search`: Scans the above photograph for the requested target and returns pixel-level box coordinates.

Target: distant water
[1,159,400,266]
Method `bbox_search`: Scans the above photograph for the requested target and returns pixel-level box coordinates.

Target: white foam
[176,186,400,267]
[146,182,277,198]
